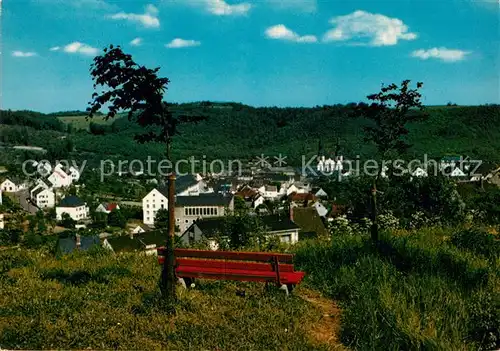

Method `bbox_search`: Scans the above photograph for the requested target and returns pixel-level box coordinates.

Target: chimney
[76,234,81,249]
[289,205,294,221]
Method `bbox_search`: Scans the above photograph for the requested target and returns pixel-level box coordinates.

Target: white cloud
[411,47,471,62]
[323,10,417,46]
[167,0,251,16]
[165,38,201,48]
[266,0,317,13]
[130,38,142,46]
[205,0,251,15]
[108,4,160,28]
[12,51,37,57]
[58,42,99,56]
[265,24,317,43]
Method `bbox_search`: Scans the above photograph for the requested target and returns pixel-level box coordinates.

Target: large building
[32,188,56,209]
[0,178,27,193]
[56,196,89,221]
[179,214,300,247]
[142,174,212,226]
[175,194,234,233]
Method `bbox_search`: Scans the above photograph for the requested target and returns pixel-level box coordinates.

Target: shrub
[451,228,500,260]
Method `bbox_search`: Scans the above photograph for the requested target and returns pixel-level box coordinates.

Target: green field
[56,115,115,130]
[0,226,498,350]
[0,247,341,350]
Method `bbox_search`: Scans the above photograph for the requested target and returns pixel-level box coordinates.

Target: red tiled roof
[235,188,257,199]
[288,192,317,203]
[105,203,119,211]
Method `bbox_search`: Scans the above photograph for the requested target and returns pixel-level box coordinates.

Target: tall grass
[0,248,329,350]
[294,227,499,350]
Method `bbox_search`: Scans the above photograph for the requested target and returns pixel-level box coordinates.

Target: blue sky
[2,0,499,112]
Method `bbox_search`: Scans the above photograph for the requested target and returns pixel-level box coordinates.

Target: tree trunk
[370,178,379,242]
[160,139,177,305]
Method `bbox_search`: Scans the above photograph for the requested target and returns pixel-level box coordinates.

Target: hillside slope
[1,104,499,166]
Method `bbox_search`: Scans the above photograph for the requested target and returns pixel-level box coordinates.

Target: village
[1,153,497,255]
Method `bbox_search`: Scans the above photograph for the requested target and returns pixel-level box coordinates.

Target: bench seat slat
[171,248,295,264]
[175,258,295,272]
[176,266,305,284]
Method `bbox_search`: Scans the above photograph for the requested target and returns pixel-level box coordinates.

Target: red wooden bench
[157,248,305,295]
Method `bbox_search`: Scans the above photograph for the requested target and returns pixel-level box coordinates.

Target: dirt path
[298,288,346,350]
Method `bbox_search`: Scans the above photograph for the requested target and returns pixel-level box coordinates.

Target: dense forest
[0,103,499,169]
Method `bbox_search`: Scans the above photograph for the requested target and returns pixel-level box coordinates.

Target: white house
[0,189,2,205]
[175,174,209,196]
[439,156,462,171]
[95,203,120,214]
[68,166,81,182]
[34,161,52,177]
[142,188,168,225]
[286,184,308,196]
[258,185,279,201]
[314,188,328,198]
[313,201,329,217]
[32,188,55,209]
[47,165,72,188]
[130,224,149,235]
[1,178,27,193]
[411,167,428,178]
[0,214,4,230]
[30,180,49,199]
[317,156,343,174]
[450,167,466,177]
[56,196,89,221]
[253,194,265,209]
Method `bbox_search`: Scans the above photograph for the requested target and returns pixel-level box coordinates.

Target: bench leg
[286,284,295,294]
[279,284,289,296]
[177,277,187,289]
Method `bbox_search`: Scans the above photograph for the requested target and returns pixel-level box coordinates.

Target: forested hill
[1,103,499,166]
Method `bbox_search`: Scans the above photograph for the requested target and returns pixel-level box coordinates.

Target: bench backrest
[157,248,296,272]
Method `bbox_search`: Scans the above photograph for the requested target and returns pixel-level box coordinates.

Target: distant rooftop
[58,196,85,208]
[175,194,233,207]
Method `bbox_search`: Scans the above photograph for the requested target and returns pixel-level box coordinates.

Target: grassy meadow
[0,247,341,350]
[56,115,115,131]
[0,226,498,350]
[295,227,499,350]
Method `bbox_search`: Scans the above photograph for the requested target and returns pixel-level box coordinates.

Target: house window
[210,208,214,215]
[203,208,207,215]
[176,218,180,222]
[214,208,218,216]
[161,204,164,209]
[280,235,291,243]
[146,211,149,215]
[184,208,188,216]
[146,217,150,221]
[185,220,189,223]
[147,204,149,208]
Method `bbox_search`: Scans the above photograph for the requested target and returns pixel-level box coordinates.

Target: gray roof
[56,235,100,254]
[32,187,49,198]
[80,236,100,250]
[158,174,200,197]
[58,196,85,207]
[188,214,299,238]
[175,194,233,207]
[106,230,166,253]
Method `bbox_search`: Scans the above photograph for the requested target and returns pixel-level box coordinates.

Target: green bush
[451,228,500,260]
